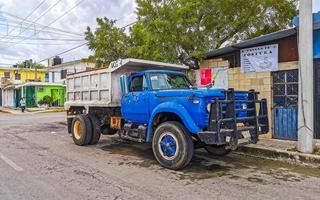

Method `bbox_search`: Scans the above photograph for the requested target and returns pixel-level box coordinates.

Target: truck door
[121,74,149,124]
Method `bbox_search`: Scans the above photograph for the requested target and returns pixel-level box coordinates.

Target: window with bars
[61,69,67,79]
[15,73,21,80]
[272,70,298,107]
[4,72,10,79]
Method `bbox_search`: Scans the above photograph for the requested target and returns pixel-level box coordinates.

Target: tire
[67,117,73,134]
[152,121,194,170]
[205,145,231,156]
[71,114,93,146]
[88,115,101,145]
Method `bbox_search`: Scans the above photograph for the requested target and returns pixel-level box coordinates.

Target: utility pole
[298,0,314,153]
[35,63,38,82]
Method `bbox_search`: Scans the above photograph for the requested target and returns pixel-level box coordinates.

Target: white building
[1,84,15,107]
[48,60,95,84]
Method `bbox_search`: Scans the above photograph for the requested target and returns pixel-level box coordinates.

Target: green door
[26,86,36,107]
[51,89,59,107]
[58,89,65,107]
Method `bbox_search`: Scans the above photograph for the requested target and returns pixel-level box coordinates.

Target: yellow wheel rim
[74,120,82,140]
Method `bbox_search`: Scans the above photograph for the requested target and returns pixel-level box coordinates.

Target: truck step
[119,135,145,143]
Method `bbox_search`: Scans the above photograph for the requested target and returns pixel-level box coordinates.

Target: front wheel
[152,121,194,170]
[205,145,231,156]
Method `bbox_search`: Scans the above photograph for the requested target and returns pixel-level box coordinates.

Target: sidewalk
[237,138,320,167]
[0,107,64,114]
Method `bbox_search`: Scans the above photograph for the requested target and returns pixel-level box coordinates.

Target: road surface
[0,112,319,200]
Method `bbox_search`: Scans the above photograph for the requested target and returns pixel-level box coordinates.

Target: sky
[0,0,137,66]
[0,0,319,67]
[314,0,320,13]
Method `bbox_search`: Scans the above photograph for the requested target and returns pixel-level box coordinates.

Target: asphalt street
[0,112,320,200]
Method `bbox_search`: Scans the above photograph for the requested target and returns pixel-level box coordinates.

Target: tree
[85,0,297,68]
[85,18,130,67]
[16,60,45,69]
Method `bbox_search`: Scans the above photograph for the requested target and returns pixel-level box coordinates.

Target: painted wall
[2,88,15,107]
[35,85,66,107]
[293,12,320,58]
[314,29,320,58]
[0,68,46,83]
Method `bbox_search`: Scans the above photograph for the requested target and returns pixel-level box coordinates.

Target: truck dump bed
[65,58,188,110]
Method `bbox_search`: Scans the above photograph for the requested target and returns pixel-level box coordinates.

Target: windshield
[150,73,192,90]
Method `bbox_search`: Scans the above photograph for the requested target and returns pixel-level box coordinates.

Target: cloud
[313,0,320,13]
[0,0,136,66]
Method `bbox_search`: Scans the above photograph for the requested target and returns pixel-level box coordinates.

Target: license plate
[242,131,251,139]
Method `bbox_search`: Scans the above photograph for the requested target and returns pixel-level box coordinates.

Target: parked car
[65,58,269,170]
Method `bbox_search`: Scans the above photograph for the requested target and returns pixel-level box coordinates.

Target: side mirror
[120,75,129,96]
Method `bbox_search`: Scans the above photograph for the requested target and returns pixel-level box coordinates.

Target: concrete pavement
[237,138,320,167]
[0,112,320,200]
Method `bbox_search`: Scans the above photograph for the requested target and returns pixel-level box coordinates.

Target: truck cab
[118,70,269,169]
[65,59,269,170]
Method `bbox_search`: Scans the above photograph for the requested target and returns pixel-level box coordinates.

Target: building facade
[48,59,95,84]
[0,67,47,107]
[16,82,66,108]
[0,67,46,84]
[200,12,320,141]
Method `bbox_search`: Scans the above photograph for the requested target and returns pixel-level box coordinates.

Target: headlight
[241,103,247,110]
[206,103,211,112]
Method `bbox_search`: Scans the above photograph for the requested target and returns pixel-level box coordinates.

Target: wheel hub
[73,120,82,140]
[159,133,178,159]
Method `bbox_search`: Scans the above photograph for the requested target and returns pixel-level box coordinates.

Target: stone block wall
[228,67,273,138]
[199,59,299,139]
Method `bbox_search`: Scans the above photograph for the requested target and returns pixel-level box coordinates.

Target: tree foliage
[16,60,45,69]
[85,0,297,68]
[85,18,130,67]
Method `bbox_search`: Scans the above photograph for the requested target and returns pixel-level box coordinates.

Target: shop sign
[241,44,278,73]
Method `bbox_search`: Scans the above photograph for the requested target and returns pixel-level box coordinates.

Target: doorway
[0,88,2,106]
[314,59,320,139]
[272,70,299,140]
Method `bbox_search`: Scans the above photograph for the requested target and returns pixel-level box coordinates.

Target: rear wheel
[88,115,101,145]
[71,114,92,146]
[152,121,194,170]
[205,145,231,156]
[67,117,73,134]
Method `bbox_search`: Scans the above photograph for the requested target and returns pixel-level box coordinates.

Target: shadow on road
[99,137,320,183]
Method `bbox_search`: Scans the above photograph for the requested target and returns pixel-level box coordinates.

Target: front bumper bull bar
[198,89,269,148]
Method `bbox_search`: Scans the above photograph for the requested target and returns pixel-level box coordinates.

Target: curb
[0,109,11,114]
[0,107,64,114]
[0,108,18,114]
[236,145,320,167]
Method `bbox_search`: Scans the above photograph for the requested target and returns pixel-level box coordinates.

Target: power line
[10,0,63,40]
[0,34,85,41]
[0,41,85,45]
[0,21,84,38]
[37,20,138,63]
[38,42,88,62]
[0,0,47,41]
[122,21,138,28]
[0,63,17,66]
[0,0,85,50]
[39,0,86,31]
[0,12,84,36]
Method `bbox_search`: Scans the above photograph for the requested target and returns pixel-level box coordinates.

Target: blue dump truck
[65,59,269,170]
